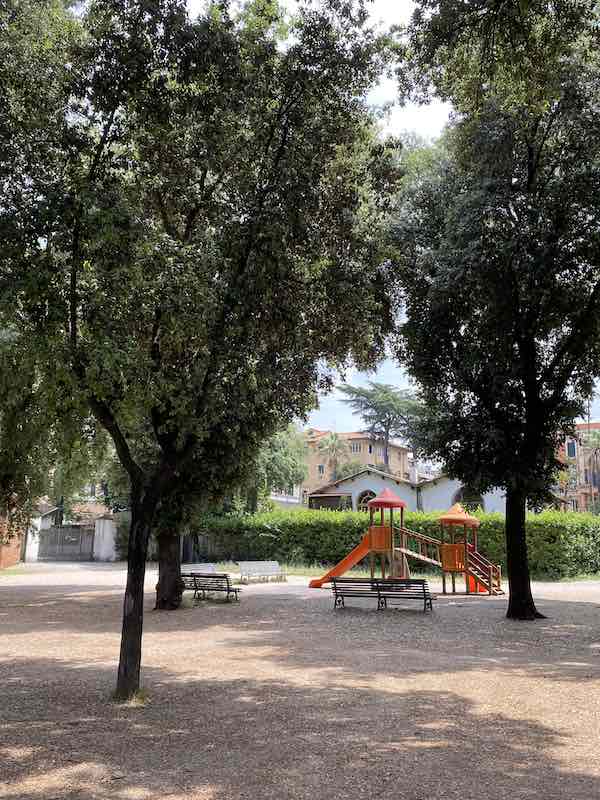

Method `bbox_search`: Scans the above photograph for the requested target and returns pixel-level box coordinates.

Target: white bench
[181,563,216,573]
[238,561,286,583]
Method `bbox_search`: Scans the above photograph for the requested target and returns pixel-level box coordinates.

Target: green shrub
[188,508,600,579]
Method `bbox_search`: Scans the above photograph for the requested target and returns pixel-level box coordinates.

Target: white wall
[419,477,462,512]
[325,472,418,511]
[311,471,507,516]
[24,522,40,562]
[418,476,506,514]
[93,517,118,561]
[482,487,506,513]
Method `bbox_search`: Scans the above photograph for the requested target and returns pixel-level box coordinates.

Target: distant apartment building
[302,429,410,498]
[561,421,600,511]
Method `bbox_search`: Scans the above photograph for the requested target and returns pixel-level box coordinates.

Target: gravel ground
[1,563,599,800]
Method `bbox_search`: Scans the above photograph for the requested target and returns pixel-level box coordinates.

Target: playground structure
[308,490,503,595]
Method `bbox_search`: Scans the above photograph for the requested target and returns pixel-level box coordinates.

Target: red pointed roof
[367,487,406,509]
[439,503,479,528]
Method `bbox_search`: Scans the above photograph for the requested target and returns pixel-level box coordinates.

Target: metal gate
[38,525,95,561]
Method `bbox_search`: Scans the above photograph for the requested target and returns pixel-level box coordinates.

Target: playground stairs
[465,549,504,595]
[395,526,504,595]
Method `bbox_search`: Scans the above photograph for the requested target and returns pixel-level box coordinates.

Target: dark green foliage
[0,0,400,693]
[188,509,600,578]
[242,426,308,511]
[335,459,365,480]
[401,0,599,111]
[391,47,600,617]
[393,80,600,501]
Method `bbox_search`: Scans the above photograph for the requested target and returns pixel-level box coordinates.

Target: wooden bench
[181,572,240,602]
[238,561,286,583]
[331,577,433,612]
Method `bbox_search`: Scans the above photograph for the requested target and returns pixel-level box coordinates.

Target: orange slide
[309,534,371,588]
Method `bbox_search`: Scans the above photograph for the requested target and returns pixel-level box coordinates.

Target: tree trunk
[115,494,156,699]
[505,486,544,620]
[155,533,184,610]
[383,430,390,469]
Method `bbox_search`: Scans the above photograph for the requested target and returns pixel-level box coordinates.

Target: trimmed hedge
[189,509,600,579]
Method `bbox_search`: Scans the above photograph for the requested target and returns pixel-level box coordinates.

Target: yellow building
[562,421,600,511]
[302,429,410,498]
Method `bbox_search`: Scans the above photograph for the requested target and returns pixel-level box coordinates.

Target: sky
[185,0,600,429]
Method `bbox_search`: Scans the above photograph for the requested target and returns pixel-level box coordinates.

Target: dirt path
[1,565,599,799]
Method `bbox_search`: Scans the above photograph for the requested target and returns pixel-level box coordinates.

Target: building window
[566,440,577,459]
[368,444,373,454]
[318,464,325,476]
[357,490,376,512]
[351,442,361,453]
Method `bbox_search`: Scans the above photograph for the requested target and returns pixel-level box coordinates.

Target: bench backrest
[182,572,233,590]
[332,577,430,594]
[181,562,216,573]
[238,560,283,576]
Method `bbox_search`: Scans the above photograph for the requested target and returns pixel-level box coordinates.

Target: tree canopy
[0,0,400,696]
[401,0,598,111]
[391,51,600,617]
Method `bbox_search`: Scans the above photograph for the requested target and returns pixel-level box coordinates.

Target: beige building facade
[561,421,600,512]
[302,429,410,498]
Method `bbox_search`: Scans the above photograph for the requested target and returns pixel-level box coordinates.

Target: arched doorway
[357,490,376,511]
[452,486,485,512]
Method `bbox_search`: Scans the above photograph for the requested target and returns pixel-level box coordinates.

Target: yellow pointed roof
[439,503,479,528]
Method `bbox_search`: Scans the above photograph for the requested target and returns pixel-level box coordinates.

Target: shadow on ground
[2,657,600,800]
[1,575,600,799]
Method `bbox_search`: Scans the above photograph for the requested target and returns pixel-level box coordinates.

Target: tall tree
[0,0,400,696]
[245,426,308,511]
[339,382,423,467]
[335,458,365,480]
[391,58,600,618]
[317,432,350,481]
[393,0,600,619]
